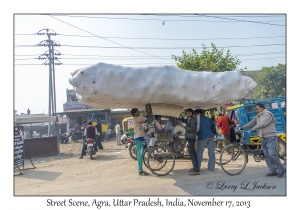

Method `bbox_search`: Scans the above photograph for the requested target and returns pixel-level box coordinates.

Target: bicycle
[219,130,286,176]
[145,131,231,176]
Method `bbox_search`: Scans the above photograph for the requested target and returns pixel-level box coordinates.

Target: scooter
[86,138,97,160]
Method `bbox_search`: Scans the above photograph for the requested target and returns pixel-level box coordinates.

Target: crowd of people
[73,103,285,178]
[130,104,285,178]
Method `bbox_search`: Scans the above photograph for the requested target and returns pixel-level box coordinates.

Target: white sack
[69,62,256,111]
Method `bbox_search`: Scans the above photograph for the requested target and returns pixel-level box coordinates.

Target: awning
[14,116,58,124]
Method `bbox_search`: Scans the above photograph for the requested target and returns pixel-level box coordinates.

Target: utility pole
[37,29,61,136]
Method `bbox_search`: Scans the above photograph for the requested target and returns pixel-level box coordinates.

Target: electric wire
[14,43,286,49]
[15,51,285,57]
[14,33,285,41]
[49,15,285,26]
[47,15,174,63]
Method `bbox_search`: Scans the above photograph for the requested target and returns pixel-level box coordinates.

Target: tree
[171,43,246,72]
[255,64,286,99]
[242,71,261,99]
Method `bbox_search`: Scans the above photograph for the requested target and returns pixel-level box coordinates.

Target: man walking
[179,108,198,175]
[115,122,122,145]
[195,110,217,173]
[95,119,104,150]
[241,103,286,177]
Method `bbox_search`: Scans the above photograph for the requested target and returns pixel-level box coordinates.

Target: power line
[47,15,173,63]
[50,15,285,25]
[176,14,284,18]
[15,33,285,41]
[15,43,285,49]
[15,51,285,58]
[15,63,175,66]
[241,56,285,61]
[205,15,285,26]
[15,54,286,61]
[15,56,286,66]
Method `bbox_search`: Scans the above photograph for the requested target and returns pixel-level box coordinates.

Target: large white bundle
[69,62,256,114]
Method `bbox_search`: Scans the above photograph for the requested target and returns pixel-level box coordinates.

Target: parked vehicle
[68,128,78,142]
[122,117,134,138]
[59,133,69,144]
[225,96,286,159]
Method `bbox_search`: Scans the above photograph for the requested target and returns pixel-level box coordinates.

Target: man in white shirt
[115,122,122,145]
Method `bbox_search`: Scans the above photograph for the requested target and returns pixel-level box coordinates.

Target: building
[55,89,111,132]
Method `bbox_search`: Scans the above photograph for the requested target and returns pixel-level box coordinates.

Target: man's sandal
[188,168,194,172]
[189,172,200,176]
[139,171,149,176]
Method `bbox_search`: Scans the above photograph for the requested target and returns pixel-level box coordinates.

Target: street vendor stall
[14,115,59,157]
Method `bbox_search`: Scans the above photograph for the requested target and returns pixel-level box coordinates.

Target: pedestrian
[131,107,153,176]
[27,108,31,115]
[240,103,286,177]
[194,109,201,135]
[115,122,122,145]
[217,111,235,149]
[79,120,98,159]
[95,119,104,150]
[196,109,218,173]
[81,120,87,140]
[178,108,198,175]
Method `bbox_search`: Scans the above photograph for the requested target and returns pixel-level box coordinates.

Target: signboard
[128,119,133,127]
[272,102,278,109]
[65,101,86,111]
[14,126,24,169]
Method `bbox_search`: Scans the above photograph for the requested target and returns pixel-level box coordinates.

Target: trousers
[196,137,215,172]
[187,138,198,172]
[261,136,285,174]
[135,140,144,172]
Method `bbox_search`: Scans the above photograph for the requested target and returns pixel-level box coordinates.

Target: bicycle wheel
[128,143,137,160]
[143,148,151,169]
[276,137,286,160]
[147,145,175,176]
[220,144,247,176]
[215,139,231,165]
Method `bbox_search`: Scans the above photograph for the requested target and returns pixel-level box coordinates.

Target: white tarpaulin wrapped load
[69,62,256,116]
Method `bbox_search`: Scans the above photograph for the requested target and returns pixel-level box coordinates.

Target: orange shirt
[217,116,234,135]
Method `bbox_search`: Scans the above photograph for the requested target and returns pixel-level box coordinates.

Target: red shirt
[217,116,234,135]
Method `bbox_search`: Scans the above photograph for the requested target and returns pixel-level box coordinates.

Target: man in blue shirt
[196,110,217,173]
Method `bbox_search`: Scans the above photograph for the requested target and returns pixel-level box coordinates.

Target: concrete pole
[47,32,52,137]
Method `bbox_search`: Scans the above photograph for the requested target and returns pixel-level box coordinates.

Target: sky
[14,14,286,115]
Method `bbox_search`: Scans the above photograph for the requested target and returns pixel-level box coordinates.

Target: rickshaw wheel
[147,145,175,176]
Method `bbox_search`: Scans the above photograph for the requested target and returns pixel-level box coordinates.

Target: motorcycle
[128,134,149,160]
[68,129,78,142]
[86,138,97,160]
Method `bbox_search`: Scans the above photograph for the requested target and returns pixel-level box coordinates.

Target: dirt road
[14,137,286,196]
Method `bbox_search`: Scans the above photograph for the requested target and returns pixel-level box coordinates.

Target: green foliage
[255,64,286,99]
[171,43,246,72]
[243,71,261,99]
